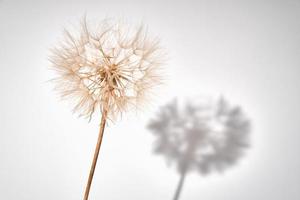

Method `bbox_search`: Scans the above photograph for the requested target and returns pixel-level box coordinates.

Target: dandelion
[147,96,250,200]
[49,17,164,200]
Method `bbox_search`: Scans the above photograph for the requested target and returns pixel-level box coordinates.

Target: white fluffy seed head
[50,18,165,121]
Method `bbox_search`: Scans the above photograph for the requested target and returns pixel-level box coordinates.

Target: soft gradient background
[1,0,300,199]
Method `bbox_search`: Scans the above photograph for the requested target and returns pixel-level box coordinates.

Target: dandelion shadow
[147,96,251,200]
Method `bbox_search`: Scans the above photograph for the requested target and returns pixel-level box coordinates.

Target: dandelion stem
[172,171,186,200]
[83,108,108,200]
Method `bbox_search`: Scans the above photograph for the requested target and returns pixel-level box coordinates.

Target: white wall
[1,0,300,199]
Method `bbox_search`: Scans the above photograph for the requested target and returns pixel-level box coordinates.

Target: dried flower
[50,18,164,120]
[49,17,165,200]
[148,96,251,200]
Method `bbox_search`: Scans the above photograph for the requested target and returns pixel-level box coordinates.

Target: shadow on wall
[147,96,251,200]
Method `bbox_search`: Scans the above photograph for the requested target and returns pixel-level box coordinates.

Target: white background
[1,0,300,199]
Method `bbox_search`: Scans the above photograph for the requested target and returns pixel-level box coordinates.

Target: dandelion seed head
[50,18,164,120]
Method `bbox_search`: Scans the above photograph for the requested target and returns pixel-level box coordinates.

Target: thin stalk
[172,171,186,200]
[83,108,108,200]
